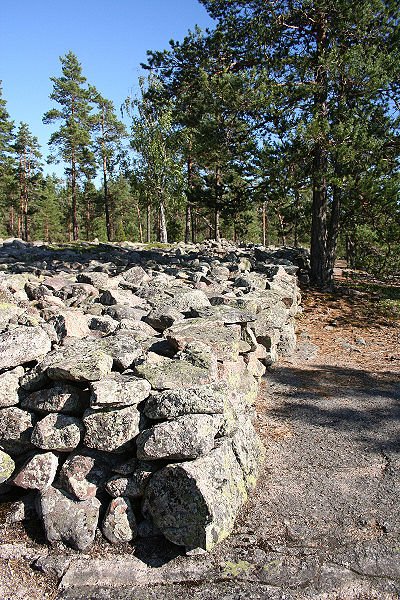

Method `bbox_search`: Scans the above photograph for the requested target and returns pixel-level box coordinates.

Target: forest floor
[1,269,399,599]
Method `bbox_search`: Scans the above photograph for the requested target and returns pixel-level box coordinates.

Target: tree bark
[262,201,269,246]
[310,11,330,288]
[185,156,194,244]
[159,200,168,243]
[214,165,222,242]
[146,203,151,243]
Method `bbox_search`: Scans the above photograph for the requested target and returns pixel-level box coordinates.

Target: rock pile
[0,238,302,553]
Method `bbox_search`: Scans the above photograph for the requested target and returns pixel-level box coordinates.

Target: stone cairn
[0,238,303,553]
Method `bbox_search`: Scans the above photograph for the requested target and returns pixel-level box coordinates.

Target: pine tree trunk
[214,165,222,242]
[310,12,330,288]
[185,156,194,243]
[136,202,144,243]
[146,203,151,243]
[71,155,78,241]
[103,153,112,242]
[262,201,269,246]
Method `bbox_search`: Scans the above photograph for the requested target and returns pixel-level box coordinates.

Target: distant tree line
[0,0,399,287]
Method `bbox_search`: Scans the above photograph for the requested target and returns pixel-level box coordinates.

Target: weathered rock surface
[90,373,151,408]
[0,366,24,408]
[21,383,89,415]
[102,497,137,544]
[144,382,229,420]
[144,440,248,551]
[0,406,36,455]
[165,319,241,361]
[12,452,58,490]
[31,414,84,452]
[83,405,140,453]
[42,338,113,382]
[136,414,221,461]
[0,326,51,370]
[59,451,112,500]
[39,486,101,551]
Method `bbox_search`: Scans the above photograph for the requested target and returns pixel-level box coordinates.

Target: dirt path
[1,290,399,600]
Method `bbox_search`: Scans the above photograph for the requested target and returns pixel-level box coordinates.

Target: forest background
[0,0,399,287]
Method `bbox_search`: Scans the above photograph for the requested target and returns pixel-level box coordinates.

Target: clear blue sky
[0,0,213,176]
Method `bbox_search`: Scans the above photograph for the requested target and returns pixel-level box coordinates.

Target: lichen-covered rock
[41,338,113,382]
[39,486,101,551]
[102,497,137,544]
[165,319,241,362]
[192,305,256,324]
[135,341,218,392]
[144,382,229,420]
[144,306,184,332]
[231,418,265,491]
[12,452,58,490]
[0,366,24,408]
[0,449,15,484]
[99,330,144,370]
[0,326,51,370]
[31,414,84,452]
[90,373,151,409]
[83,405,140,453]
[137,414,221,461]
[121,265,150,289]
[106,461,156,499]
[21,383,89,415]
[0,407,36,455]
[144,440,247,551]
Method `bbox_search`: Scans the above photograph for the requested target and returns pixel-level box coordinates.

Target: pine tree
[0,83,17,235]
[13,122,42,240]
[43,51,94,240]
[92,91,126,241]
[199,0,400,287]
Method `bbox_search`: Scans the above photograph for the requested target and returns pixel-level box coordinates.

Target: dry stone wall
[0,238,303,553]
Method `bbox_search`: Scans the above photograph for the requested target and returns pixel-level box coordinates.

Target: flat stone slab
[165,319,241,361]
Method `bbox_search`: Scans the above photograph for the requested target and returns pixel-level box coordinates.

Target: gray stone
[144,440,248,551]
[99,330,144,370]
[83,405,140,453]
[88,315,119,335]
[31,413,84,452]
[230,418,265,491]
[49,310,90,340]
[136,414,221,460]
[106,462,156,499]
[90,373,151,409]
[41,338,113,382]
[135,344,218,391]
[121,265,151,289]
[99,289,146,307]
[144,382,229,420]
[0,407,36,455]
[144,306,184,332]
[59,451,111,500]
[21,383,89,415]
[165,319,241,362]
[102,497,137,544]
[193,305,256,324]
[39,486,101,551]
[12,452,58,490]
[0,326,51,370]
[0,366,24,408]
[104,304,148,322]
[0,449,15,484]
